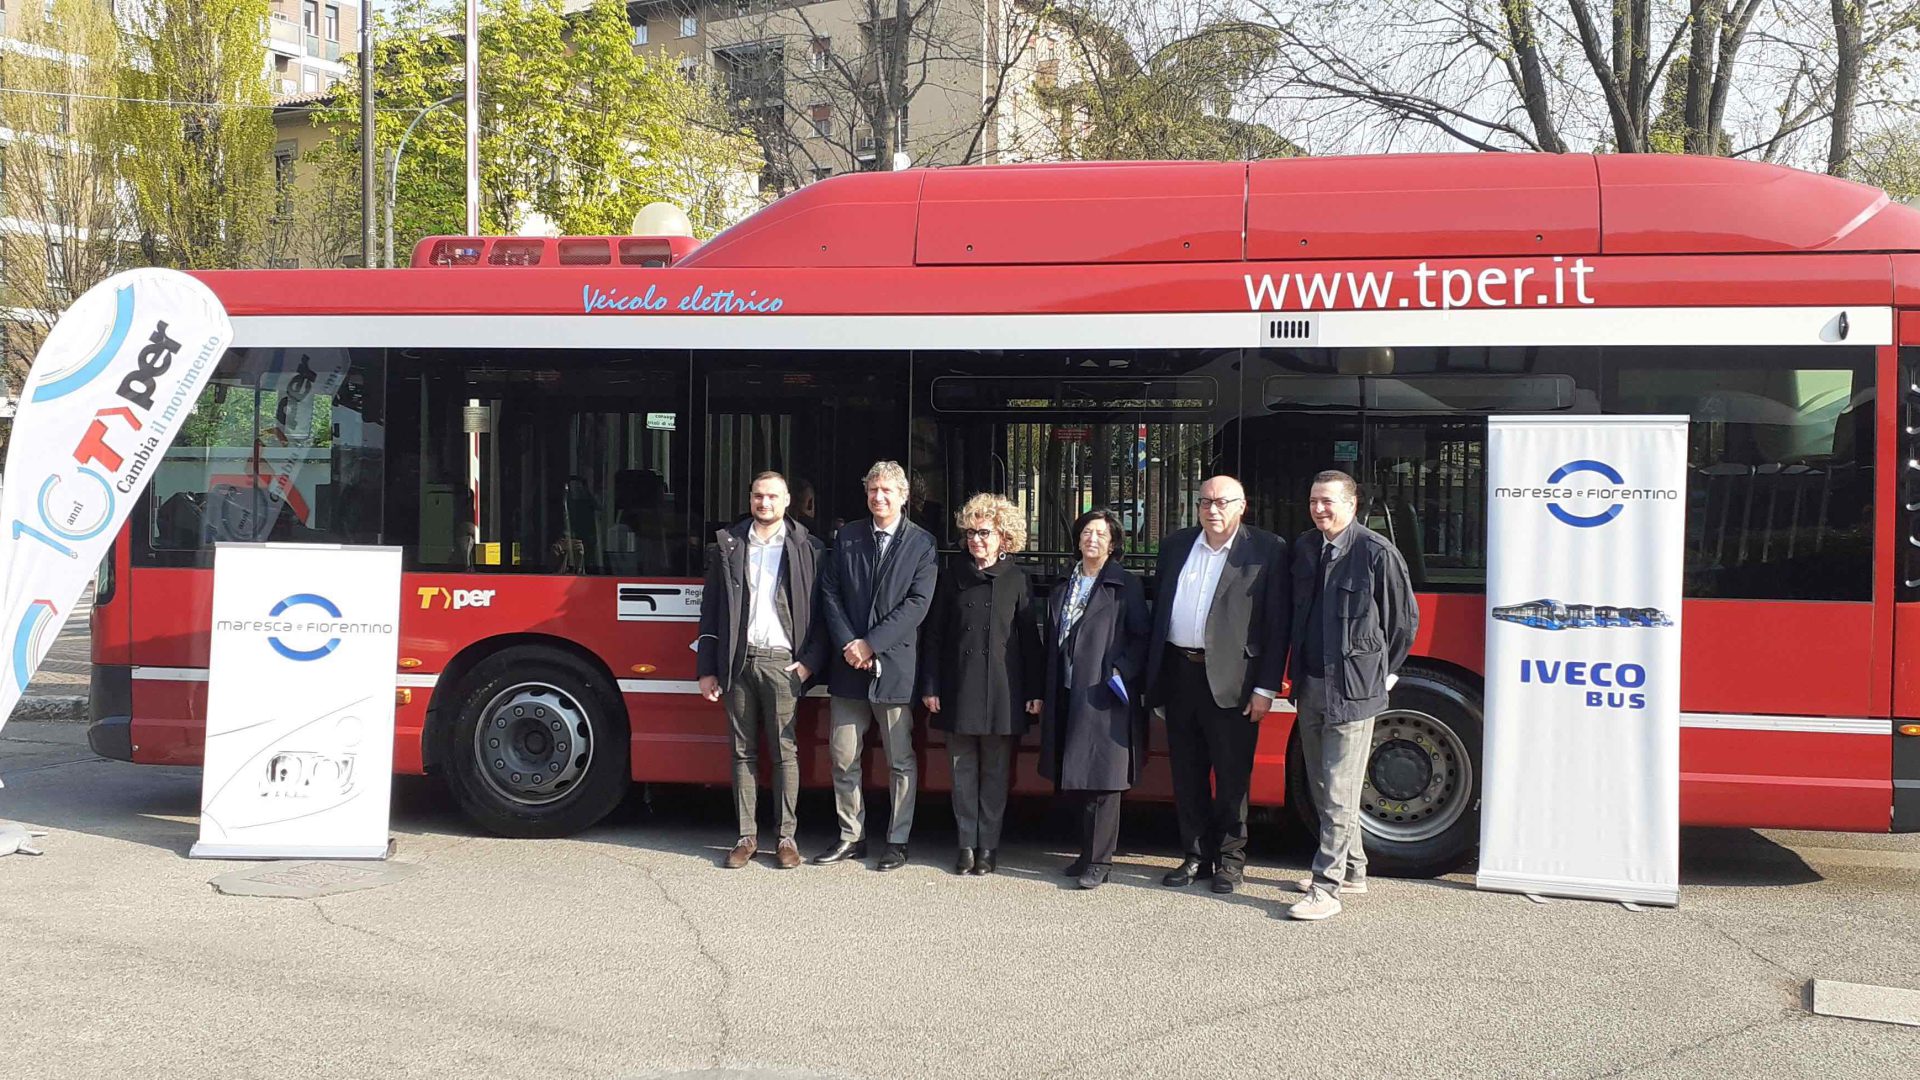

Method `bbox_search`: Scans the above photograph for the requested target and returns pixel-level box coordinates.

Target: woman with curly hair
[919,493,1043,876]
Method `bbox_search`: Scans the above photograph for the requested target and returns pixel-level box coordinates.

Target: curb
[9,695,88,723]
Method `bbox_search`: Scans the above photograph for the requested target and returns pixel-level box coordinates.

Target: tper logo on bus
[418,587,496,611]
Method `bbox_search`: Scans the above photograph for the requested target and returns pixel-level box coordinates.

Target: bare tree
[708,0,1058,190]
[1038,0,1297,160]
[1257,0,1914,169]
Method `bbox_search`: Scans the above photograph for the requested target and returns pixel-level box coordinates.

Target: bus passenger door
[1891,318,1920,830]
[910,347,1243,800]
[695,350,912,788]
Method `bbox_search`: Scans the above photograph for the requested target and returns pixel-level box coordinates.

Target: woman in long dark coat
[1040,508,1149,889]
[919,494,1043,876]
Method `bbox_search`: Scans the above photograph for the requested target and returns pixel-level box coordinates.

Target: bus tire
[442,646,629,838]
[1286,667,1482,878]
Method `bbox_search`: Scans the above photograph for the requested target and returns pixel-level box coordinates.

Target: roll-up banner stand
[1478,416,1688,907]
[191,543,402,860]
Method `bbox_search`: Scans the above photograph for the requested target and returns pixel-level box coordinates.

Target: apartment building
[266,0,357,99]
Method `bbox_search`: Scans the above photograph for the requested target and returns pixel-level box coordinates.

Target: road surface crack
[1584,1010,1801,1079]
[597,847,735,1067]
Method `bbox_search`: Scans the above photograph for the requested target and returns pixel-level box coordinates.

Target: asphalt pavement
[1,720,1916,1080]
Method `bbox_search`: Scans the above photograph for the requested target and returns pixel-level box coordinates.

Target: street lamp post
[360,0,376,266]
[465,0,479,235]
[386,96,459,268]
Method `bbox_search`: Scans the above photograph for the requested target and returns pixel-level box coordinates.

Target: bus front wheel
[443,647,629,838]
[1286,668,1483,879]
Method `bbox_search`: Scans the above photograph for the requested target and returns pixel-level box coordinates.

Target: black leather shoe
[811,839,867,865]
[1063,858,1088,878]
[1211,876,1239,894]
[971,848,997,876]
[1162,857,1214,887]
[955,847,975,875]
[1077,865,1111,889]
[876,843,909,871]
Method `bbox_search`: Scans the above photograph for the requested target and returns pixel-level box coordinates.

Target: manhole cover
[210,860,419,898]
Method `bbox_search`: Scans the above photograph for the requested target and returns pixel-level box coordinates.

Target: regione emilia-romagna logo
[216,593,395,662]
[1493,458,1680,528]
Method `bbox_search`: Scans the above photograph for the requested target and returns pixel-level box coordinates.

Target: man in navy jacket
[814,460,939,871]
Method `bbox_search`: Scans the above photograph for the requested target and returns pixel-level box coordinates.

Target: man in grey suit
[1146,475,1290,895]
[697,472,827,870]
[814,460,940,871]
[1286,469,1417,921]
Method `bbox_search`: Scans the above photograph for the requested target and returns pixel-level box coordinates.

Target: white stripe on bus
[127,666,1894,734]
[228,306,1890,351]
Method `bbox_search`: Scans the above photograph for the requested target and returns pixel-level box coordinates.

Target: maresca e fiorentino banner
[0,269,232,735]
[1478,416,1688,906]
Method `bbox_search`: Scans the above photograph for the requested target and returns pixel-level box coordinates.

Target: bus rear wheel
[1287,668,1482,878]
[443,647,629,838]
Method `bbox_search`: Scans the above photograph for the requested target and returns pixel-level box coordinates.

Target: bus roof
[675,154,1920,269]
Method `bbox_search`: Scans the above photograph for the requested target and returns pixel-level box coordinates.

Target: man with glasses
[1145,475,1290,894]
[1285,470,1417,921]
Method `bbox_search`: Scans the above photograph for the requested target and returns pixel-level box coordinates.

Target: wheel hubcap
[472,682,593,806]
[1359,708,1472,843]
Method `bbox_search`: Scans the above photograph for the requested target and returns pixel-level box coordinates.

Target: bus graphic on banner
[1491,600,1675,631]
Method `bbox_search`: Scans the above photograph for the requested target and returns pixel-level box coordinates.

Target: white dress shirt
[1167,528,1237,649]
[1167,526,1275,700]
[744,523,792,651]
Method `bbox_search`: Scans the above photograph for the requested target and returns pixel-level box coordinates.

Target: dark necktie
[874,528,890,569]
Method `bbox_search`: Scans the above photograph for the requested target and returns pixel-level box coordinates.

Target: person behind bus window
[1285,469,1417,922]
[918,494,1043,876]
[814,460,939,872]
[908,468,949,545]
[696,471,828,871]
[789,477,820,538]
[1040,508,1148,889]
[1145,474,1290,897]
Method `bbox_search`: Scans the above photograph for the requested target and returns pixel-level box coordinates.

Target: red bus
[87,153,1920,876]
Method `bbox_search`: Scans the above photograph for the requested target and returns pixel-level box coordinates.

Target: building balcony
[266,16,342,62]
[267,15,304,57]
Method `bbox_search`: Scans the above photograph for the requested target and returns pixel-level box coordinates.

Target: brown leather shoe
[775,839,801,869]
[723,838,757,869]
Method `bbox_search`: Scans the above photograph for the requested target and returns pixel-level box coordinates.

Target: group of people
[694,460,1417,921]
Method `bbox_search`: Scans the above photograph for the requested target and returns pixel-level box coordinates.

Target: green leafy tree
[305,0,757,260]
[0,0,133,397]
[118,0,278,269]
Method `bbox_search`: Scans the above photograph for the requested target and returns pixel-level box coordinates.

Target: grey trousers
[828,696,917,845]
[1296,677,1377,894]
[722,648,802,841]
[948,734,1013,849]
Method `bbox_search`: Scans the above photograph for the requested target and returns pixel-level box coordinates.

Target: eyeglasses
[961,528,996,540]
[1195,496,1244,510]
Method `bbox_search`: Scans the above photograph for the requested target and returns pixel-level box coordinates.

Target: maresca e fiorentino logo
[212,593,395,662]
[1492,458,1679,528]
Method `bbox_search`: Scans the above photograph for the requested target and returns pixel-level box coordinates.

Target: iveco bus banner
[191,543,401,859]
[1478,416,1688,906]
[0,268,231,739]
